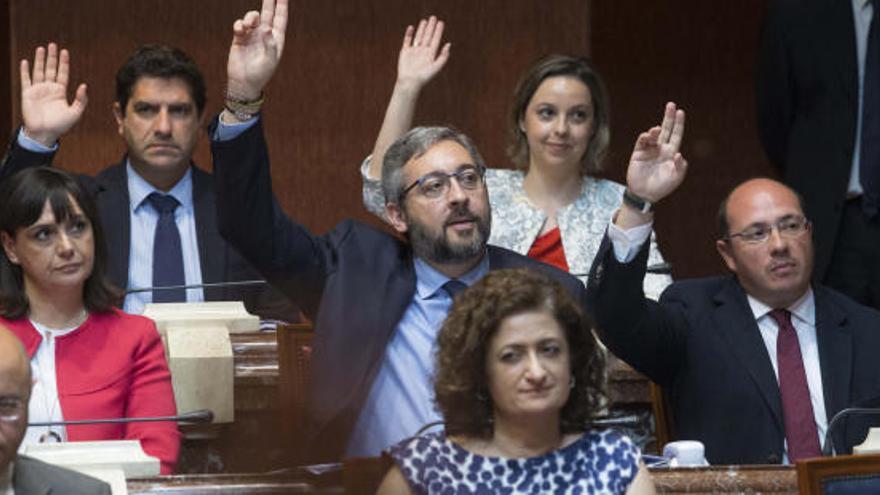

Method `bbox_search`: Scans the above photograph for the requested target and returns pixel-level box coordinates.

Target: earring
[569,377,576,390]
[476,390,488,402]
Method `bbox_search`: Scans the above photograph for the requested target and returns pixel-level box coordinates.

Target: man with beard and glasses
[588,152,880,463]
[207,0,686,461]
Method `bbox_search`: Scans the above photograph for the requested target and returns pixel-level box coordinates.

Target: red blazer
[4,309,180,474]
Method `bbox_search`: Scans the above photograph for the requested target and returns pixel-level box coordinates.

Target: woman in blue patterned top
[377,269,655,494]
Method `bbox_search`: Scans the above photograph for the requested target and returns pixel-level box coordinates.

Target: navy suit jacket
[587,234,880,464]
[210,118,589,461]
[0,137,297,319]
[756,0,859,279]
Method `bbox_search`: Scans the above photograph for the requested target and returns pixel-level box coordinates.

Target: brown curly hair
[434,268,606,438]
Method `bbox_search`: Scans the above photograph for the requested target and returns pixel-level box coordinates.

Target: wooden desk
[652,465,797,494]
[178,330,658,473]
[133,465,798,494]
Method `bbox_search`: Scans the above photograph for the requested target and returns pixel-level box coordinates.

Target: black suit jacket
[14,455,111,494]
[0,136,297,320]
[587,234,880,464]
[210,118,588,461]
[756,0,859,279]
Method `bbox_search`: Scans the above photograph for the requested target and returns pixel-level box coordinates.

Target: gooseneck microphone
[125,280,267,294]
[28,409,213,427]
[821,396,880,456]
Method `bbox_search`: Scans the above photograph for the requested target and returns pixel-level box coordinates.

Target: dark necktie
[148,192,186,303]
[861,0,880,216]
[769,309,822,461]
[441,280,468,300]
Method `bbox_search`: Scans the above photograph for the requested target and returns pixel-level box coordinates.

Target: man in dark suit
[0,327,110,494]
[211,0,686,461]
[756,0,880,310]
[588,130,880,464]
[1,43,296,319]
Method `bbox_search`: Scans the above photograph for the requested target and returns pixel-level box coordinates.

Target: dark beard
[406,204,491,265]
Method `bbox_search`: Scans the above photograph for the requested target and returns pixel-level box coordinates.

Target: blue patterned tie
[148,193,186,303]
[861,1,880,216]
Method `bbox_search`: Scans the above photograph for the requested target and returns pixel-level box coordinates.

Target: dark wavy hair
[434,268,606,438]
[0,168,121,318]
[116,44,206,116]
[507,54,611,176]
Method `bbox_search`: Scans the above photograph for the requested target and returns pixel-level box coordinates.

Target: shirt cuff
[213,116,259,141]
[607,216,654,263]
[18,129,58,152]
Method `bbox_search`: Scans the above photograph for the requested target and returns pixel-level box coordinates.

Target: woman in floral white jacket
[362,16,673,299]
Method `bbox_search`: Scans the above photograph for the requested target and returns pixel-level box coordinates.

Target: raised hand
[626,102,687,204]
[227,0,288,102]
[20,43,88,147]
[396,16,451,92]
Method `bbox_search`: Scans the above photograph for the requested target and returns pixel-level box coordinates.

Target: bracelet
[224,92,265,121]
[622,189,653,214]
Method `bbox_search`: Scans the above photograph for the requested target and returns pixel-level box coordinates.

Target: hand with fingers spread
[366,16,451,181]
[396,16,451,93]
[20,43,88,147]
[626,102,688,204]
[226,0,288,103]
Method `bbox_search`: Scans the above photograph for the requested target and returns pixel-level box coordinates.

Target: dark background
[0,0,774,279]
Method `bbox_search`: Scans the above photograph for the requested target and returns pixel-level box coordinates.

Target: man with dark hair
[208,0,686,460]
[587,123,880,464]
[1,43,296,318]
[0,327,111,493]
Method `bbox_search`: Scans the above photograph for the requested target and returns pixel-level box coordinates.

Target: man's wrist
[20,127,59,149]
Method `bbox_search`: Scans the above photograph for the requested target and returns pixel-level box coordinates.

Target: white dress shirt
[19,320,81,451]
[125,163,204,314]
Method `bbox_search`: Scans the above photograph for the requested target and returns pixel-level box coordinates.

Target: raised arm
[366,16,451,180]
[223,0,288,123]
[618,102,688,228]
[20,43,88,147]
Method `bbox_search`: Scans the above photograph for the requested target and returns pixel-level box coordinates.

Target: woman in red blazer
[0,167,180,474]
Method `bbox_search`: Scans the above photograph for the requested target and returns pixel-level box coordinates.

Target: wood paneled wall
[2,0,773,279]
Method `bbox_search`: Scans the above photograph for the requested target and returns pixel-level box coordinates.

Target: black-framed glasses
[400,165,486,200]
[0,396,24,422]
[724,215,811,244]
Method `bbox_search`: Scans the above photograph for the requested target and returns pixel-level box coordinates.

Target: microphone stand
[28,409,214,427]
[821,407,880,456]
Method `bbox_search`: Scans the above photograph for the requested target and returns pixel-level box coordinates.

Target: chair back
[796,454,880,495]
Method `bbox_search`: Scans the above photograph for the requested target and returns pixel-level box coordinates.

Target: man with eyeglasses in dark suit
[588,161,880,465]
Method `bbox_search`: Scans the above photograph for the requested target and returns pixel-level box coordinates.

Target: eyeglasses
[724,215,811,244]
[400,165,486,200]
[0,397,24,422]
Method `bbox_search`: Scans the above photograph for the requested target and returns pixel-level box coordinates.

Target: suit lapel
[814,287,852,442]
[828,0,858,106]
[190,166,225,286]
[13,457,52,494]
[714,279,785,433]
[94,161,132,291]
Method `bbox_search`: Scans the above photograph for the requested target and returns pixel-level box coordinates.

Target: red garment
[4,309,180,474]
[527,227,570,272]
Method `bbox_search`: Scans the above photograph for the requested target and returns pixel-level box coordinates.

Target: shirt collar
[746,287,815,327]
[127,161,193,213]
[414,255,490,299]
[857,0,871,10]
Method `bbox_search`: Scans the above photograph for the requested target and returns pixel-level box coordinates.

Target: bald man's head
[0,327,31,471]
[715,178,814,308]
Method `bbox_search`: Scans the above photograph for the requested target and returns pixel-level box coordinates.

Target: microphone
[28,409,213,427]
[125,280,268,294]
[821,396,880,456]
